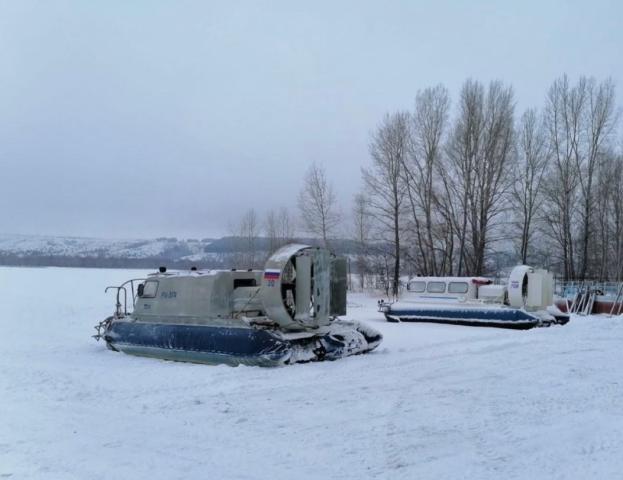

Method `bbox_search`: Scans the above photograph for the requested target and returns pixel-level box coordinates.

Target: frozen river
[1,266,622,479]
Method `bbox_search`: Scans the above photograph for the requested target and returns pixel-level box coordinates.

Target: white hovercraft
[378,265,569,330]
[94,244,382,366]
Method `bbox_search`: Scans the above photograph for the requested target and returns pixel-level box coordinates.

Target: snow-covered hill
[0,234,364,269]
[0,233,212,259]
[0,233,228,267]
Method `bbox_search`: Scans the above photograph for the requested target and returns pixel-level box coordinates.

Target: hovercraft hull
[104,320,382,366]
[383,304,543,330]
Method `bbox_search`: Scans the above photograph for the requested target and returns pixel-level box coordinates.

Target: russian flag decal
[264,269,281,280]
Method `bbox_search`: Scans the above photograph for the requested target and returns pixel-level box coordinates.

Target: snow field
[1,267,623,479]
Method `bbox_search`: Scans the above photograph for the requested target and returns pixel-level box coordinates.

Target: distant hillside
[0,234,217,269]
[0,234,364,269]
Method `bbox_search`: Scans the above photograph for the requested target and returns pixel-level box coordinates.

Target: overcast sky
[1,0,621,239]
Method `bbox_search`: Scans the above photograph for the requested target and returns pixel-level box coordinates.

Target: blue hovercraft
[378,266,569,330]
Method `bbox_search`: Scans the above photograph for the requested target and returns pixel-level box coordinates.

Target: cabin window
[408,281,426,293]
[448,281,469,294]
[141,280,159,298]
[426,281,446,293]
[234,278,257,288]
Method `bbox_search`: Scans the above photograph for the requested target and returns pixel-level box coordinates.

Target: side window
[408,281,426,293]
[448,282,468,294]
[141,280,159,298]
[234,278,257,288]
[426,281,446,293]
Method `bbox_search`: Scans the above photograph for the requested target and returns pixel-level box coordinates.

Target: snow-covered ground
[2,266,623,479]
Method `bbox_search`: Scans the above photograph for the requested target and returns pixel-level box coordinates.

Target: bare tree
[512,108,549,264]
[402,84,449,275]
[471,81,515,275]
[352,192,372,290]
[608,153,623,280]
[445,80,483,275]
[543,75,586,280]
[264,207,296,256]
[298,162,340,247]
[278,207,295,245]
[445,80,514,275]
[265,209,279,254]
[594,152,616,279]
[576,77,618,279]
[363,112,409,296]
[238,208,259,268]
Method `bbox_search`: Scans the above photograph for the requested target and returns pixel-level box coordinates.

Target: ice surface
[2,267,623,479]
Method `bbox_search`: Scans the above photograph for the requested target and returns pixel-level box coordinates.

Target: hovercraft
[94,244,382,366]
[378,266,569,330]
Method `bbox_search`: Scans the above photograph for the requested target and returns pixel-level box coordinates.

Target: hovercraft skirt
[384,307,541,330]
[104,320,381,366]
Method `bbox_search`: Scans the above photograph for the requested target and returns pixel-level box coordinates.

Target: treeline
[233,74,622,294]
[359,75,622,293]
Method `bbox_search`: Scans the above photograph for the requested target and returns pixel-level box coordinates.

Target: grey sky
[1,0,621,239]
